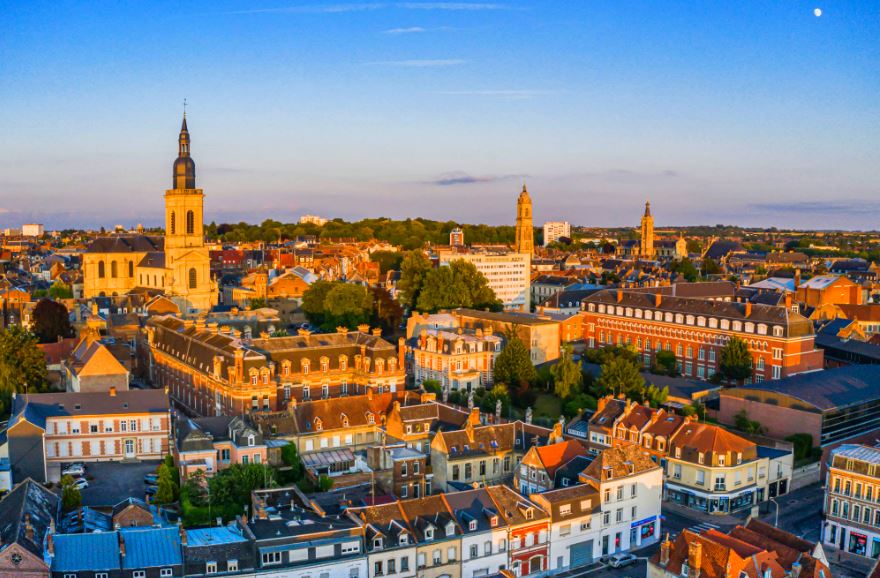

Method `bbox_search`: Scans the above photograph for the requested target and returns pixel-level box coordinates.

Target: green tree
[48,282,73,300]
[701,258,722,276]
[416,261,501,312]
[551,344,582,400]
[369,287,404,334]
[654,349,678,375]
[493,329,536,389]
[301,280,335,327]
[154,463,177,505]
[370,250,404,274]
[60,475,82,512]
[209,464,276,513]
[643,384,669,408]
[397,251,433,309]
[669,258,698,282]
[249,297,269,309]
[596,356,645,397]
[719,336,753,385]
[324,283,373,331]
[31,299,74,344]
[421,379,442,396]
[0,326,49,416]
[183,471,209,507]
[734,409,765,435]
[318,474,334,492]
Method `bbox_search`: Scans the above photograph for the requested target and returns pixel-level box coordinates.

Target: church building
[83,116,218,313]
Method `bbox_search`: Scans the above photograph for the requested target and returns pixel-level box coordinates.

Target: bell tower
[514,183,534,256]
[165,114,205,251]
[639,200,655,259]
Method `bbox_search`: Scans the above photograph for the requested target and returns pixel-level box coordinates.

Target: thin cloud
[383,26,428,34]
[226,3,386,15]
[397,2,508,10]
[425,171,520,186]
[750,200,880,214]
[367,59,466,67]
[432,89,557,100]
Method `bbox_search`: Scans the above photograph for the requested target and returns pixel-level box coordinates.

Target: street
[557,559,647,578]
[756,482,824,542]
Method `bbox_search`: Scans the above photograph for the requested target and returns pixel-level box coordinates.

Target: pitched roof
[10,389,169,430]
[52,532,120,571]
[86,235,163,254]
[0,479,58,560]
[669,422,757,465]
[533,440,590,479]
[120,526,182,569]
[580,444,659,483]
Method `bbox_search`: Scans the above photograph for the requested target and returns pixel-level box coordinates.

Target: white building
[22,223,44,237]
[579,444,663,557]
[446,489,512,578]
[823,444,880,559]
[437,249,531,311]
[300,214,328,226]
[531,484,599,571]
[543,221,571,246]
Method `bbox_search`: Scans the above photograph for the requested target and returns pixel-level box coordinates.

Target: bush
[421,379,442,396]
[786,433,815,462]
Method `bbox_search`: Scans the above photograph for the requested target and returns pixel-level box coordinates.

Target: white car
[62,464,85,477]
[72,478,89,490]
[608,553,637,568]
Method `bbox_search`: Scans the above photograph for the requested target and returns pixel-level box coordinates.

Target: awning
[302,448,355,469]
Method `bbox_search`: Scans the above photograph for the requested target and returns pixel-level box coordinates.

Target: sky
[1,1,879,230]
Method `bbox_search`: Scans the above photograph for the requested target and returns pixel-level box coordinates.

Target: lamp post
[770,497,780,527]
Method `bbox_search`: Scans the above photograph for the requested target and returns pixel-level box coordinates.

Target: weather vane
[183,97,187,116]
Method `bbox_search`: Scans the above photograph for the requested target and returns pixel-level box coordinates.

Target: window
[228,560,238,572]
[189,267,197,289]
[134,573,146,578]
[400,559,409,572]
[111,260,118,278]
[206,562,218,574]
[433,550,442,565]
[388,559,396,574]
[186,210,195,234]
[160,570,173,578]
[262,552,282,566]
[375,561,384,576]
[470,544,479,559]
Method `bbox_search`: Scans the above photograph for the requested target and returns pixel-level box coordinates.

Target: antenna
[183,98,188,117]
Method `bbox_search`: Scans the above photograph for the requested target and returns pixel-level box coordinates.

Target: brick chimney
[109,386,117,397]
[372,328,382,337]
[398,337,405,370]
[744,301,752,318]
[469,407,481,426]
[687,540,702,578]
[357,324,370,334]
[794,268,801,290]
[337,326,349,336]
[785,292,792,310]
[659,534,671,567]
[367,388,374,401]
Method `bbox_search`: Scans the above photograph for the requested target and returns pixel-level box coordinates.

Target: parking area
[69,460,163,507]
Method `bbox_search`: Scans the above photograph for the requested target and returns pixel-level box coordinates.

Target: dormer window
[525,508,534,520]
[248,435,255,447]
[425,528,434,540]
[399,534,408,546]
[446,522,455,536]
[342,414,349,428]
[367,413,375,425]
[469,520,477,531]
[314,418,323,432]
[373,537,383,550]
[490,516,498,527]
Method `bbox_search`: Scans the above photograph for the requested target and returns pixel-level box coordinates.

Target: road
[557,559,647,578]
[756,482,824,542]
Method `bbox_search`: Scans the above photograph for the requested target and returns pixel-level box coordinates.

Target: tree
[397,251,433,309]
[734,409,765,435]
[249,297,269,309]
[370,287,404,334]
[209,464,276,513]
[48,282,73,300]
[370,250,404,274]
[318,474,334,492]
[154,462,177,505]
[643,384,669,408]
[416,261,501,312]
[701,258,722,276]
[324,283,373,331]
[31,299,74,344]
[719,336,753,385]
[301,280,335,327]
[0,326,49,416]
[596,356,645,398]
[60,475,82,511]
[551,344,582,400]
[421,379,442,396]
[493,329,536,389]
[669,258,698,282]
[279,443,306,485]
[183,470,209,507]
[654,350,678,376]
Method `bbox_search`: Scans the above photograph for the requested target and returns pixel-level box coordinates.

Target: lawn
[533,393,563,421]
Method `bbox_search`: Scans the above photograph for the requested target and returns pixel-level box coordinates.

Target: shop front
[664,483,756,515]
[628,515,659,548]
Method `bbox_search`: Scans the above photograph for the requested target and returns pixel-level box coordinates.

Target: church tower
[514,183,534,256]
[639,200,655,259]
[163,114,217,312]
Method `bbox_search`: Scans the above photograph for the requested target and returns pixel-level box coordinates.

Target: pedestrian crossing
[690,521,721,534]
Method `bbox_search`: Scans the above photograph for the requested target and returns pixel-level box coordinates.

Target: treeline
[206,218,517,249]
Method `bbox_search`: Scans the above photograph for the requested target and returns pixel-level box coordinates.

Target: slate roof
[723,364,880,411]
[580,444,659,483]
[703,240,745,260]
[443,488,503,534]
[0,479,59,560]
[120,526,182,569]
[10,389,169,430]
[433,421,551,459]
[52,532,120,571]
[86,235,163,254]
[530,483,599,521]
[137,251,166,269]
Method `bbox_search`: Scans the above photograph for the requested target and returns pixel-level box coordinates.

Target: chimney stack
[372,328,382,337]
[654,293,662,307]
[659,534,671,566]
[790,561,801,578]
[687,540,702,578]
[616,290,623,303]
[794,268,801,290]
[744,301,753,318]
[109,386,116,397]
[785,292,792,311]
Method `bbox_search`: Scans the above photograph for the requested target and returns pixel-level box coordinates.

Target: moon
[814,7,822,17]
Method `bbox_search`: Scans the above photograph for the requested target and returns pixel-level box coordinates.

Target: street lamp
[770,497,780,527]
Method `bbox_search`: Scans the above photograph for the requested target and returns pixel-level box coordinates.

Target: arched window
[98,261,105,278]
[111,261,118,278]
[188,268,197,289]
[170,211,176,234]
[186,210,195,235]
[128,260,134,277]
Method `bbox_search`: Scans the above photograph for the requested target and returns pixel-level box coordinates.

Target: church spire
[644,200,652,217]
[173,112,196,189]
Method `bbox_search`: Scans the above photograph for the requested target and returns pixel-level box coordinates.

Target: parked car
[72,478,89,490]
[145,485,158,496]
[144,473,159,485]
[62,463,85,477]
[608,553,637,568]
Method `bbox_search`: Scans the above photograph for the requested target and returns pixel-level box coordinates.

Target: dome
[173,156,196,189]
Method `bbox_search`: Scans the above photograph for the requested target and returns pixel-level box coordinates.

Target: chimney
[616,290,623,303]
[469,407,480,426]
[790,561,801,578]
[785,292,792,310]
[179,523,187,546]
[659,534,671,567]
[398,337,405,369]
[357,324,370,334]
[597,395,610,414]
[372,328,382,337]
[794,268,801,290]
[24,513,33,542]
[337,326,349,336]
[744,301,753,318]
[119,533,126,558]
[109,386,117,397]
[687,540,702,578]
[393,401,401,414]
[259,331,270,340]
[654,293,662,307]
[297,328,311,337]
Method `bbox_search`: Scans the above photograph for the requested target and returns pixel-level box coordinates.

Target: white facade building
[22,223,44,237]
[437,250,531,311]
[543,221,571,246]
[532,484,599,571]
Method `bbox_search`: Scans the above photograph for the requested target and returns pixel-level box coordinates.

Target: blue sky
[1,1,878,230]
